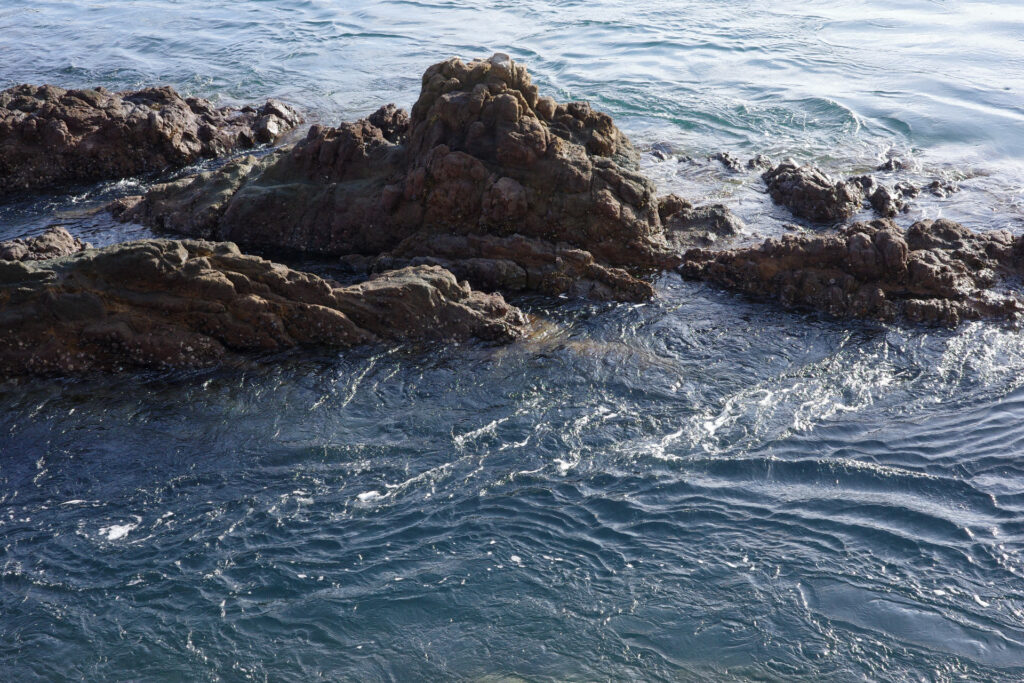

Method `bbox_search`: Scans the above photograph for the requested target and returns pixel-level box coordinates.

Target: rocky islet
[0,53,1019,378]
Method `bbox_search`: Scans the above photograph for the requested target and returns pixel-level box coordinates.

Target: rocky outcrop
[0,239,526,377]
[0,226,89,261]
[762,160,864,223]
[115,54,718,302]
[0,84,301,195]
[680,218,1024,325]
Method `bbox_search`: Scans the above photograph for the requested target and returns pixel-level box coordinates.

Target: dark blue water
[3,1,1024,680]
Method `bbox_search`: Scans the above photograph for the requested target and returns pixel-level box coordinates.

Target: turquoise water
[3,1,1024,680]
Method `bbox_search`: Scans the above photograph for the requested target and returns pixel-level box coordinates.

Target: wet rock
[0,226,89,261]
[710,152,743,172]
[869,185,904,217]
[116,54,682,302]
[0,239,526,377]
[877,157,908,172]
[0,84,301,196]
[651,142,674,161]
[894,180,919,198]
[928,179,960,198]
[747,154,773,170]
[658,195,744,249]
[848,175,877,195]
[761,160,864,223]
[680,218,1024,325]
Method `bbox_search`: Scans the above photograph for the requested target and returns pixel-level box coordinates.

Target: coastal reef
[681,218,1024,325]
[116,54,742,302]
[0,84,301,195]
[0,238,525,378]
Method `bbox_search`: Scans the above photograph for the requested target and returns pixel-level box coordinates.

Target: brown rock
[0,240,525,377]
[762,160,864,223]
[0,84,301,195]
[0,226,90,261]
[680,218,1024,325]
[115,54,710,302]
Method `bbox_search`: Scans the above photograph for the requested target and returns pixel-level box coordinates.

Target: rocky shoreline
[1,53,1020,377]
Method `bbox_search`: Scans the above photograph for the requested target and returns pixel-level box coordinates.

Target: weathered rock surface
[762,160,864,223]
[710,152,743,172]
[0,84,301,195]
[680,218,1024,325]
[658,195,744,250]
[116,54,704,301]
[0,226,90,261]
[0,239,526,377]
[868,185,904,217]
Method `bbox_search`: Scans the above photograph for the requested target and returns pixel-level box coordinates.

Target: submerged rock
[710,151,743,172]
[658,195,744,249]
[680,218,1024,325]
[116,54,705,301]
[762,160,864,223]
[650,142,674,161]
[928,179,959,198]
[0,226,89,261]
[0,84,301,196]
[0,239,525,377]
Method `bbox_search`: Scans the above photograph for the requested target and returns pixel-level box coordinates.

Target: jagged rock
[928,179,959,198]
[877,157,908,172]
[0,226,90,261]
[658,195,744,249]
[680,218,1024,325]
[366,103,410,142]
[0,84,301,196]
[848,175,877,195]
[869,186,903,217]
[710,152,743,172]
[747,154,773,170]
[762,160,864,222]
[0,239,525,377]
[894,180,919,198]
[115,54,685,302]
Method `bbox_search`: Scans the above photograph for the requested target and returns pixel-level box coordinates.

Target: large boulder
[0,84,301,195]
[0,239,525,377]
[680,218,1024,325]
[117,54,723,302]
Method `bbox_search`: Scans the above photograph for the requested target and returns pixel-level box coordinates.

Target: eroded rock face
[0,239,525,377]
[117,54,698,301]
[680,218,1024,325]
[762,160,864,223]
[0,226,90,261]
[0,84,301,195]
